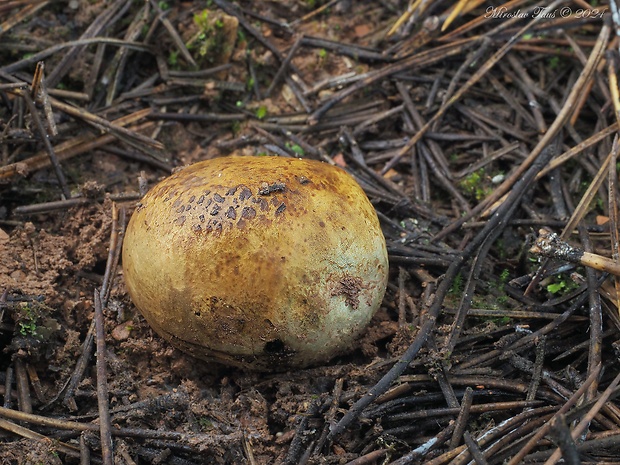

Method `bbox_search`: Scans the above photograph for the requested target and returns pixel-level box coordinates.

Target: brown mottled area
[331,275,364,310]
[147,158,318,235]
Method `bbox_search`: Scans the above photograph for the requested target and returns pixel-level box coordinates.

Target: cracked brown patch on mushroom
[331,275,364,310]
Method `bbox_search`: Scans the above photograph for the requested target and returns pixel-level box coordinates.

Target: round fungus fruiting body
[122,156,389,370]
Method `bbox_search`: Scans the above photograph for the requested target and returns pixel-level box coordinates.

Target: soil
[1,1,618,464]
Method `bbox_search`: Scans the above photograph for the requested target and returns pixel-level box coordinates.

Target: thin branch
[94,290,113,465]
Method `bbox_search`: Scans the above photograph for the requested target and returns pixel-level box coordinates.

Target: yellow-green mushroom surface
[122,156,388,370]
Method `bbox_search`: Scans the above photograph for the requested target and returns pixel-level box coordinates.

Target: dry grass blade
[449,386,474,449]
[609,151,620,311]
[31,61,58,137]
[580,223,603,402]
[99,204,126,306]
[386,0,424,38]
[0,38,153,75]
[292,0,342,26]
[265,35,303,97]
[149,0,197,68]
[560,138,618,241]
[536,123,619,179]
[563,31,610,126]
[608,53,620,315]
[13,197,91,215]
[0,405,96,431]
[104,3,151,106]
[441,0,486,31]
[0,1,48,38]
[22,90,71,199]
[46,96,164,155]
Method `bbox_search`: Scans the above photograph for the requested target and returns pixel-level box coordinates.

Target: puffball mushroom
[122,156,388,370]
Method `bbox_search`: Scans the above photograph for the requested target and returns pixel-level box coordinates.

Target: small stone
[111,320,134,341]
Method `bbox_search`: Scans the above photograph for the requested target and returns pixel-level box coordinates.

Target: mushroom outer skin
[122,156,389,370]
